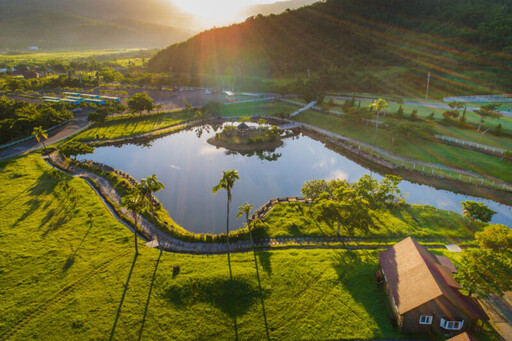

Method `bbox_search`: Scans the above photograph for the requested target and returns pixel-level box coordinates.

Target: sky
[169,0,306,29]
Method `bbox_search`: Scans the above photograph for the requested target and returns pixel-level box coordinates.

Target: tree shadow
[252,249,271,340]
[138,249,163,341]
[162,275,261,319]
[331,250,397,336]
[257,251,272,277]
[63,216,94,272]
[109,253,138,341]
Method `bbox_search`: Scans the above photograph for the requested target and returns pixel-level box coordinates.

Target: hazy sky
[170,0,297,28]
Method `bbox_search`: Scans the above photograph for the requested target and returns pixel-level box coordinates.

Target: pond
[79,123,512,234]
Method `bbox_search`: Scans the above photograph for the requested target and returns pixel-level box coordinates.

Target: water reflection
[80,124,512,233]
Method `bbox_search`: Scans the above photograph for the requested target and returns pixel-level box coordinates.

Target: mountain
[148,0,512,96]
[241,0,317,17]
[0,1,195,49]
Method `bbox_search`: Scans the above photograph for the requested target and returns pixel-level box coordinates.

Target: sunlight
[171,0,278,24]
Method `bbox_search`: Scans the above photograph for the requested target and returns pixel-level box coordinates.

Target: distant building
[28,46,40,50]
[237,122,250,136]
[378,237,488,336]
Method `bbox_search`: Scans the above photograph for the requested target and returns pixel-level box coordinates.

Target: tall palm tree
[212,170,240,252]
[33,126,53,164]
[122,194,146,255]
[369,98,388,144]
[237,202,255,248]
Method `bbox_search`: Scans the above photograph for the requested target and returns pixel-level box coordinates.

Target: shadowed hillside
[0,4,195,49]
[148,0,512,97]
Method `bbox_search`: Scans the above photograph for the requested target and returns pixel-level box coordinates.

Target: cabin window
[419,315,433,324]
[440,318,464,330]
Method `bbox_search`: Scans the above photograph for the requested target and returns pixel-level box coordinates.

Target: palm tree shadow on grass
[138,249,163,341]
[63,216,94,272]
[109,253,138,341]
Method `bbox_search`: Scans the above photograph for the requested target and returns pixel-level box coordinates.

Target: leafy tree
[183,99,192,113]
[455,248,512,297]
[88,111,108,123]
[212,170,240,251]
[461,200,496,222]
[314,180,373,236]
[301,179,329,213]
[442,110,459,121]
[121,194,146,255]
[475,224,512,253]
[59,140,94,160]
[475,104,502,132]
[369,98,388,144]
[127,93,154,116]
[193,110,203,120]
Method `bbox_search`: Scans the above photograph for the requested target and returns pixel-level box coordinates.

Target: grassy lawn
[222,102,298,117]
[0,154,412,340]
[262,202,482,242]
[295,111,512,183]
[0,49,144,63]
[74,111,192,142]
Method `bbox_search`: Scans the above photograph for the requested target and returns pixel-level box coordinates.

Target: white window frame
[440,318,464,330]
[419,315,433,325]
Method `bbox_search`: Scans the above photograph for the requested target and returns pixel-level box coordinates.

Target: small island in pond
[208,121,284,152]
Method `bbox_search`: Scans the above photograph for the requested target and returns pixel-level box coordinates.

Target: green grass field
[295,111,512,183]
[262,202,481,242]
[222,101,298,117]
[74,111,192,142]
[0,49,144,63]
[0,155,410,340]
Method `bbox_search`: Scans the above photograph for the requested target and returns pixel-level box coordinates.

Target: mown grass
[0,154,418,340]
[295,111,512,183]
[261,202,482,242]
[221,102,298,117]
[74,111,192,142]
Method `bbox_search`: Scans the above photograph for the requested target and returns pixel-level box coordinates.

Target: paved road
[327,95,512,117]
[0,120,89,160]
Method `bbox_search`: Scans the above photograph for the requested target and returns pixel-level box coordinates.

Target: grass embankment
[261,202,482,243]
[0,155,425,340]
[74,110,192,142]
[295,111,512,184]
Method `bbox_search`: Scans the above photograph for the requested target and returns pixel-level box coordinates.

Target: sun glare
[171,0,278,25]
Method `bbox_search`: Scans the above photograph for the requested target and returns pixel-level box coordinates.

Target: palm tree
[369,98,388,144]
[33,126,53,164]
[212,170,240,252]
[237,202,255,248]
[138,174,165,220]
[122,194,146,255]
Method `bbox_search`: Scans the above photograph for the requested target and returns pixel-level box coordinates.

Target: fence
[443,94,512,103]
[435,135,508,154]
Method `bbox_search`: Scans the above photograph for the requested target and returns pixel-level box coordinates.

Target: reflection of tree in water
[225,149,282,162]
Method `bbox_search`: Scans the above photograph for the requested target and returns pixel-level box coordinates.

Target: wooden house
[378,237,488,336]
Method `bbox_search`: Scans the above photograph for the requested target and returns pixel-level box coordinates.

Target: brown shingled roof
[379,237,488,320]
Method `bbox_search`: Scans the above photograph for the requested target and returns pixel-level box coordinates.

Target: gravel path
[49,153,453,255]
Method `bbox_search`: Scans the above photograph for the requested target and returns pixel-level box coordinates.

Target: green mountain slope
[148,0,512,96]
[0,8,195,49]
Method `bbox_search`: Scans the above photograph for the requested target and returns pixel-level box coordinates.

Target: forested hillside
[0,6,194,49]
[149,0,512,97]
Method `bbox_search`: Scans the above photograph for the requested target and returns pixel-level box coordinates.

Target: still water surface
[80,124,512,233]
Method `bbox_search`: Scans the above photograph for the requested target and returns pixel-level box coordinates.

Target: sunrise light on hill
[171,0,281,27]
